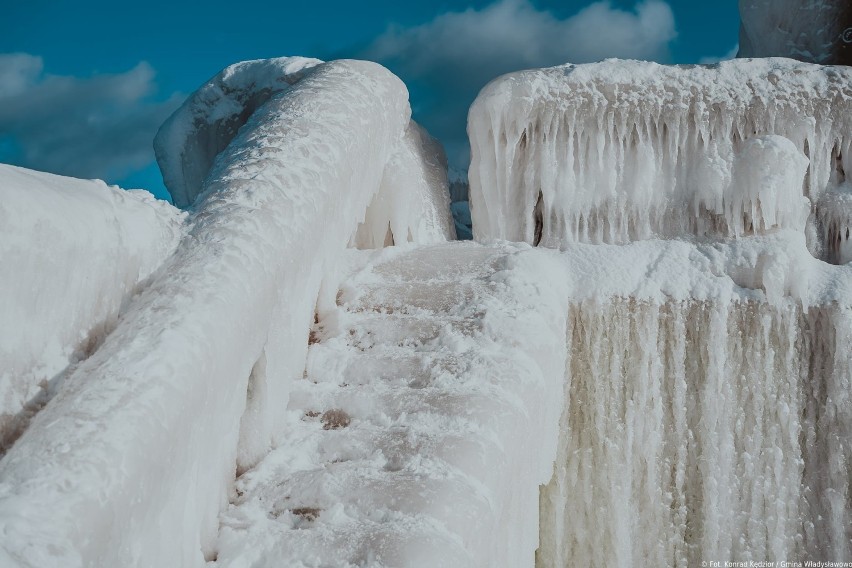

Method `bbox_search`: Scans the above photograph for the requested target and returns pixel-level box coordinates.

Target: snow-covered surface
[213,242,568,568]
[469,58,852,257]
[154,56,323,208]
[353,121,456,247]
[0,165,185,452]
[210,230,852,567]
[0,60,410,567]
[739,0,852,64]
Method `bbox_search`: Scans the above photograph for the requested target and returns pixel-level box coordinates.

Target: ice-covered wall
[739,0,852,65]
[0,60,411,567]
[531,231,852,565]
[0,165,185,453]
[154,56,322,208]
[353,120,456,248]
[469,57,852,564]
[469,58,852,259]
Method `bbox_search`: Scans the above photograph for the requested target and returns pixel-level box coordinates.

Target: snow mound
[469,58,852,256]
[154,56,323,208]
[353,121,456,247]
[0,59,410,567]
[214,242,568,568]
[738,0,852,65]
[0,165,185,452]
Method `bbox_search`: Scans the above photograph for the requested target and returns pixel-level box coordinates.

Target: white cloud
[0,53,182,180]
[363,0,677,166]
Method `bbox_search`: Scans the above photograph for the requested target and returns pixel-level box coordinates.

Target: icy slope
[739,0,852,65]
[0,165,185,453]
[469,58,852,259]
[154,56,322,208]
[213,242,568,568]
[0,60,410,568]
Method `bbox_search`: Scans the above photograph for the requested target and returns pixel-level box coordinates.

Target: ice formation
[353,120,456,248]
[470,56,852,565]
[0,165,185,453]
[469,58,852,257]
[2,48,852,568]
[155,57,454,245]
[739,0,852,65]
[214,243,568,567]
[536,232,852,565]
[153,56,322,208]
[0,60,412,567]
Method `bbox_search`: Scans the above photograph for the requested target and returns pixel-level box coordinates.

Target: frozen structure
[353,120,456,247]
[469,58,852,260]
[0,165,185,453]
[156,57,454,245]
[0,60,419,567]
[153,56,322,208]
[739,0,852,65]
[214,243,568,567]
[470,58,852,564]
[2,52,852,567]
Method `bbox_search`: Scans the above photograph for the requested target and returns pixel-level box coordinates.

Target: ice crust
[0,60,411,567]
[0,165,185,452]
[214,243,568,568]
[468,58,852,257]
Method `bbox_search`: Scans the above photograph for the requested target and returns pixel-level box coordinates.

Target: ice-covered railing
[469,58,852,257]
[0,165,185,453]
[155,56,454,246]
[153,56,322,208]
[0,60,414,567]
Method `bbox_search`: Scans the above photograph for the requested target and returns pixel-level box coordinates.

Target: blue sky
[0,0,739,201]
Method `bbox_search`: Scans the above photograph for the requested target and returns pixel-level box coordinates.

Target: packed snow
[214,243,568,567]
[0,59,412,567]
[0,165,185,454]
[469,58,852,259]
